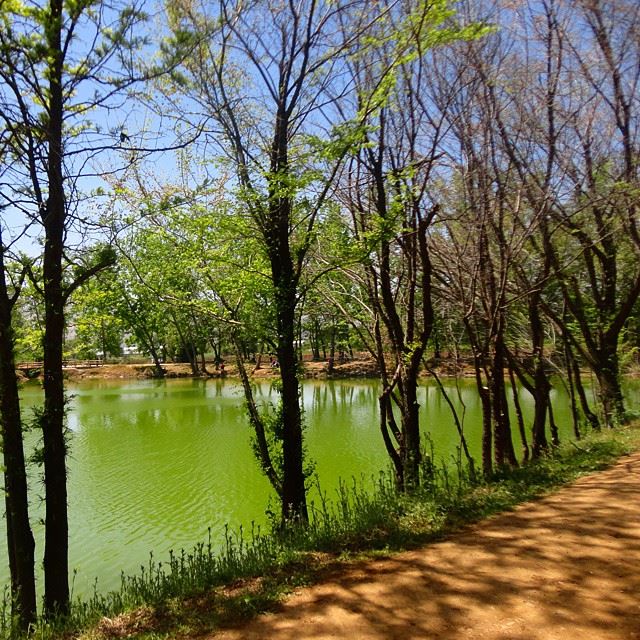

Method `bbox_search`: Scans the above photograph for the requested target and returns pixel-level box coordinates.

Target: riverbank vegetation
[1,0,639,633]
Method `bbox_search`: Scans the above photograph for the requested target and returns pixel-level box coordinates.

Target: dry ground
[213,451,640,640]
[56,359,380,381]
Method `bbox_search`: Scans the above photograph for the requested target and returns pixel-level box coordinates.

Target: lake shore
[18,358,380,381]
[18,356,478,382]
[80,425,640,640]
[211,442,640,640]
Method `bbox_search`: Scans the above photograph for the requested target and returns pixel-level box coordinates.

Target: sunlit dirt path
[213,451,640,640]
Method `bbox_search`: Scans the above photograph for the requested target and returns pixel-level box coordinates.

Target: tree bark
[266,103,308,523]
[273,275,307,522]
[41,0,70,613]
[491,331,518,468]
[0,255,37,629]
[595,342,626,427]
[400,375,422,488]
[508,367,529,463]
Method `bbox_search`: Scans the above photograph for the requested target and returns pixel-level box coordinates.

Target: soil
[23,358,382,382]
[22,355,636,384]
[62,362,195,381]
[213,451,640,640]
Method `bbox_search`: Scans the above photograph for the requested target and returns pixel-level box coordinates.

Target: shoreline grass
[4,424,639,640]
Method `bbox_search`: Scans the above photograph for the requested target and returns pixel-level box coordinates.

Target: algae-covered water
[8,376,638,596]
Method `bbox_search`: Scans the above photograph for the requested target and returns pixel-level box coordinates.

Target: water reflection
[9,376,639,598]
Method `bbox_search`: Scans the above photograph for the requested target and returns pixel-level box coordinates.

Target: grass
[4,423,639,640]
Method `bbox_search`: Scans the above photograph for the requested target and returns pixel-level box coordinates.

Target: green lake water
[8,376,639,597]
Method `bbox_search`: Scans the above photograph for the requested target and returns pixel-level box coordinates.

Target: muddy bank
[17,358,383,382]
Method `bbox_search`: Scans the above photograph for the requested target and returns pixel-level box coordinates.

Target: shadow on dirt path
[214,452,640,640]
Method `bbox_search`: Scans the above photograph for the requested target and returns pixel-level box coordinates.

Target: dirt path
[215,452,640,640]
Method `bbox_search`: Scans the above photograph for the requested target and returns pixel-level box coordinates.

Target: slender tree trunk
[148,344,166,378]
[508,367,529,463]
[0,257,37,629]
[548,401,560,446]
[531,380,550,458]
[267,111,308,521]
[199,349,211,376]
[491,332,518,468]
[41,0,70,613]
[569,353,600,430]
[210,338,221,369]
[329,325,336,371]
[274,288,307,522]
[100,320,107,361]
[252,344,264,372]
[311,319,320,360]
[378,394,404,488]
[233,336,282,495]
[473,353,492,477]
[428,365,476,479]
[564,340,582,440]
[595,341,625,427]
[529,295,550,457]
[296,313,304,363]
[374,319,404,488]
[42,221,70,616]
[400,373,421,488]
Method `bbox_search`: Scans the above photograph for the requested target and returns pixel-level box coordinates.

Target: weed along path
[214,451,640,640]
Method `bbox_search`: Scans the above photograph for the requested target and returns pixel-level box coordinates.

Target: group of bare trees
[426,0,640,469]
[323,0,639,484]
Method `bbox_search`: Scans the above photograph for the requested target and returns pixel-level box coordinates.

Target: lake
[8,375,638,597]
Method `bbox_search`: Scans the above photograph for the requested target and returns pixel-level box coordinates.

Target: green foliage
[12,280,45,362]
[25,397,73,473]
[250,381,315,494]
[68,277,124,359]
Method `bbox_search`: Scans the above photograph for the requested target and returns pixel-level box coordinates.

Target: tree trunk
[148,344,166,378]
[199,349,211,376]
[529,295,549,457]
[508,367,529,463]
[0,257,37,629]
[530,374,551,457]
[328,325,336,371]
[570,355,600,430]
[491,333,518,468]
[428,365,476,479]
[42,226,70,616]
[42,0,70,612]
[595,344,625,427]
[311,318,320,360]
[474,356,493,477]
[233,337,282,496]
[564,341,582,440]
[378,393,404,488]
[267,109,308,522]
[548,401,560,446]
[275,288,307,522]
[400,372,421,488]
